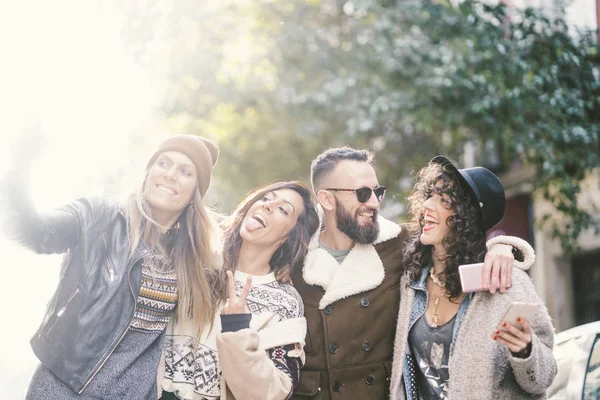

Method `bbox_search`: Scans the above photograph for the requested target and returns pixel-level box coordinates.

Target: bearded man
[291,147,533,399]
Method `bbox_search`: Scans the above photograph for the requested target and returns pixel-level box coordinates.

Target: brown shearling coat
[291,217,409,400]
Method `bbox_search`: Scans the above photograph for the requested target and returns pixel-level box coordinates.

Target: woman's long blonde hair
[125,166,223,331]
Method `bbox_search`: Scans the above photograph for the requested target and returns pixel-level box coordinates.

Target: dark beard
[335,197,379,244]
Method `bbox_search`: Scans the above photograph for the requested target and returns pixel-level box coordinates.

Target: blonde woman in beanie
[390,156,557,399]
[159,181,320,400]
[1,128,223,399]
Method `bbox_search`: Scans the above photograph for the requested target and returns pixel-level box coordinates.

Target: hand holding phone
[492,302,537,355]
[496,302,538,332]
[458,262,486,293]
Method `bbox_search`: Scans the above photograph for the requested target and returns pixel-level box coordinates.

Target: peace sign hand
[222,270,252,315]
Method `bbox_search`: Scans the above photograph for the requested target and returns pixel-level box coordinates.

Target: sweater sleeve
[508,330,557,395]
[505,272,557,394]
[267,343,302,388]
[221,313,252,332]
[216,328,297,400]
[486,235,535,271]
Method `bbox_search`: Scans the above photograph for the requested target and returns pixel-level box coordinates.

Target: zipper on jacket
[102,233,115,282]
[78,251,147,394]
[44,287,80,337]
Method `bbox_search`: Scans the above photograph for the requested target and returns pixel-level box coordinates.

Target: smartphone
[496,302,538,332]
[458,262,486,293]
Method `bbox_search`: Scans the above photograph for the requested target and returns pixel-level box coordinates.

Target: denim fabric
[402,266,472,400]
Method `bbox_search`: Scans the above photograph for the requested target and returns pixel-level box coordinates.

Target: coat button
[366,375,375,385]
[328,344,338,354]
[362,340,371,351]
[332,381,342,392]
[360,297,369,307]
[323,305,333,315]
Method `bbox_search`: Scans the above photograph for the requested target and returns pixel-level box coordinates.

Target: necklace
[429,268,447,328]
[429,268,446,288]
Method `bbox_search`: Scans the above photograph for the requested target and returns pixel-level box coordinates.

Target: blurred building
[463,143,599,332]
[492,161,599,333]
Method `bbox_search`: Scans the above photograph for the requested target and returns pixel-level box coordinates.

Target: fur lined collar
[302,212,402,309]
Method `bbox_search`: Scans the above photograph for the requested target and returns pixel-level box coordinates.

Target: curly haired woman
[390,156,557,399]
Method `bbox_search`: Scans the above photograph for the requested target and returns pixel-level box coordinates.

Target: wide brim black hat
[430,155,506,231]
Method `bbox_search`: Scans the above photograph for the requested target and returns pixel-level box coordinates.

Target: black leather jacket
[3,175,149,393]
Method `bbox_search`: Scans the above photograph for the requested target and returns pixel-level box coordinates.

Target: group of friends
[1,131,558,399]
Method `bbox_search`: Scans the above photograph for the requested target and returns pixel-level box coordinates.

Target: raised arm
[217,271,304,400]
[1,124,90,254]
[217,326,301,400]
[483,235,535,293]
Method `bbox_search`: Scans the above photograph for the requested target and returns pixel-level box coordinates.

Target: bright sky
[510,0,598,30]
[0,1,159,397]
[565,0,598,31]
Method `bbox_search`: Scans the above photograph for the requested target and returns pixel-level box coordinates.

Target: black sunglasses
[325,186,387,203]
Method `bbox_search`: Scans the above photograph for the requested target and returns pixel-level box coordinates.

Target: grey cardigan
[390,268,557,399]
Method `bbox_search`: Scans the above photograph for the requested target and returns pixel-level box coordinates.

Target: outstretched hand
[11,119,47,170]
[221,270,252,315]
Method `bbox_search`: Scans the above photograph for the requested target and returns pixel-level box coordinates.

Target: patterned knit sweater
[130,257,178,333]
[159,270,304,400]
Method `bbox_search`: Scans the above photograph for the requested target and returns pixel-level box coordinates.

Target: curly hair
[220,181,320,291]
[403,162,487,301]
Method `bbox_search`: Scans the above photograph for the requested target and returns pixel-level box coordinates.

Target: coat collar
[410,265,431,291]
[302,208,402,309]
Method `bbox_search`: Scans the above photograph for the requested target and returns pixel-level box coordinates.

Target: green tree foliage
[398,1,600,251]
[119,0,599,251]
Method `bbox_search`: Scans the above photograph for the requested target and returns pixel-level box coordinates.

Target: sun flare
[0,2,159,397]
